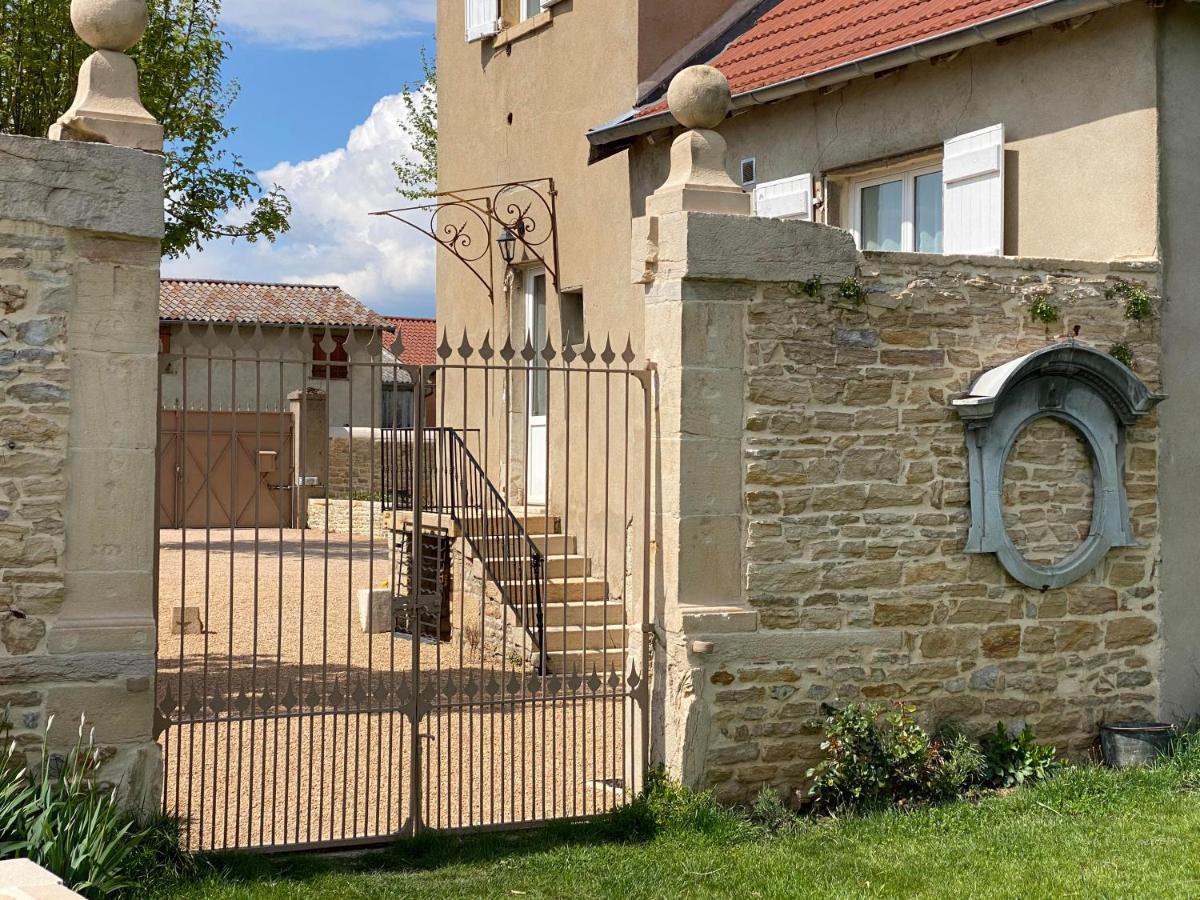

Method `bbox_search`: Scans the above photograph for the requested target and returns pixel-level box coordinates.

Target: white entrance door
[525,270,549,506]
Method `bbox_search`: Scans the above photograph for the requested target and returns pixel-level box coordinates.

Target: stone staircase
[463,507,626,675]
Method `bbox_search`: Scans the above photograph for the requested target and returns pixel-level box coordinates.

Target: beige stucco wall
[159,323,382,427]
[630,4,1160,263]
[437,0,642,355]
[437,0,665,595]
[1155,1,1200,721]
[0,132,163,811]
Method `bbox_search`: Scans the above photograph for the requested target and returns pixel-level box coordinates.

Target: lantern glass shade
[498,228,517,265]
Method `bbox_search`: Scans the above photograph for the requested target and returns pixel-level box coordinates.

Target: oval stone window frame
[953,342,1164,591]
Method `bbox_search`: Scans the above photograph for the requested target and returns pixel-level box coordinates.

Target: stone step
[501,577,608,602]
[480,553,591,579]
[476,532,575,556]
[542,599,625,627]
[540,624,624,652]
[541,648,628,675]
[460,512,559,535]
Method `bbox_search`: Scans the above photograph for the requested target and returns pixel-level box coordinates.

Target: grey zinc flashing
[953,341,1164,591]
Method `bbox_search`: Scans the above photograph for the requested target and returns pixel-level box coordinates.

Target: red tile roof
[382,316,439,365]
[160,279,388,328]
[634,0,1059,119]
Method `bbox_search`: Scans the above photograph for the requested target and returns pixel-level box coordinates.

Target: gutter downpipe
[587,0,1133,152]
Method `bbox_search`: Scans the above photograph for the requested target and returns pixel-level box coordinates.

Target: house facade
[436,0,1200,798]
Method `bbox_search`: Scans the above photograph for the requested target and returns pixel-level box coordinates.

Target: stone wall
[716,253,1162,802]
[0,133,163,810]
[306,498,393,540]
[327,435,385,500]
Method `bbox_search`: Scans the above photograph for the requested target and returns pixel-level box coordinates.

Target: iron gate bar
[156,328,651,851]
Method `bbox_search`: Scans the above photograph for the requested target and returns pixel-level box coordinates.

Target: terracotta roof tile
[637,0,1049,117]
[382,316,439,365]
[160,279,388,328]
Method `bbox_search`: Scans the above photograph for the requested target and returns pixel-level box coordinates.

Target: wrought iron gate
[155,323,651,851]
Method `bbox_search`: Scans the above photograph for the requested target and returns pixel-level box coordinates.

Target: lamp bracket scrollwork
[372,178,561,304]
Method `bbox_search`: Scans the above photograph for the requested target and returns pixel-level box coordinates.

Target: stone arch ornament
[953,342,1164,590]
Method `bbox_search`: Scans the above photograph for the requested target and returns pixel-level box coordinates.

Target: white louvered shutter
[466,0,501,42]
[943,124,1005,256]
[754,174,813,221]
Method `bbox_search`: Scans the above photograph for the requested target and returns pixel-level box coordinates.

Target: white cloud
[163,93,436,317]
[221,0,436,49]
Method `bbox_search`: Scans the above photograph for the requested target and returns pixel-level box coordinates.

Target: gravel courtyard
[156,529,632,850]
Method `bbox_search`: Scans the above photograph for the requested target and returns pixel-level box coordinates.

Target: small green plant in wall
[1029,295,1060,325]
[837,276,867,307]
[800,274,823,298]
[1109,342,1135,368]
[1106,278,1154,322]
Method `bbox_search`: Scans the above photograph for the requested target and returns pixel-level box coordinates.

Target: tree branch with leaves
[0,0,291,258]
[394,45,437,201]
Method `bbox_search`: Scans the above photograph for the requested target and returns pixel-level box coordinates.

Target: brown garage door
[159,410,294,529]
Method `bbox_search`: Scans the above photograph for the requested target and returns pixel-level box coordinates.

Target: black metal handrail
[382,427,546,669]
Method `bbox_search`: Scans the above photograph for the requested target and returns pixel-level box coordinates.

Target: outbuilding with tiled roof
[158,278,392,429]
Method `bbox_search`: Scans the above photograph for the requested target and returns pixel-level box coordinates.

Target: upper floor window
[851,165,944,254]
[522,0,541,20]
[312,332,349,380]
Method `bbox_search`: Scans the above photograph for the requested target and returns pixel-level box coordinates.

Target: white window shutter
[755,174,813,221]
[943,124,1005,256]
[466,0,501,42]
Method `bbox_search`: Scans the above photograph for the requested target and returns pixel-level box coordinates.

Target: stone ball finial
[71,0,149,52]
[666,65,732,130]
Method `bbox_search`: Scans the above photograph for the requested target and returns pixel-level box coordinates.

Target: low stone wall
[327,434,385,500]
[307,499,393,540]
[704,253,1162,802]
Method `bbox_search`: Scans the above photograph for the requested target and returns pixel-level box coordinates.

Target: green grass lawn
[151,759,1200,899]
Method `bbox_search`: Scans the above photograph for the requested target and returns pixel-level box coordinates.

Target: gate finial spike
[479,332,494,360]
[499,336,516,362]
[248,322,267,354]
[580,336,596,366]
[458,330,475,360]
[622,336,637,365]
[600,335,617,367]
[562,342,577,364]
[318,324,337,355]
[436,330,453,360]
[540,333,557,363]
[520,335,536,362]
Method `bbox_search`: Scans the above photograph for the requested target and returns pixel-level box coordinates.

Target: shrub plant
[807,703,1054,813]
[837,276,867,306]
[1106,278,1153,322]
[1109,342,1135,368]
[0,714,196,898]
[1029,295,1060,325]
[980,722,1059,788]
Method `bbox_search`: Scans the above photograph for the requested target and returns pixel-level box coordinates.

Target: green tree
[393,45,437,200]
[0,0,291,258]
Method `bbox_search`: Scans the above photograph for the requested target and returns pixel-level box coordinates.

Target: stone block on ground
[358,588,395,634]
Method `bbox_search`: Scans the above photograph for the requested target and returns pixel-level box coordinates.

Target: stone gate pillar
[0,0,164,811]
[635,67,859,793]
[633,67,757,787]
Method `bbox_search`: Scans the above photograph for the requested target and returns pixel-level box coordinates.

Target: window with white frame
[522,0,541,19]
[850,164,944,254]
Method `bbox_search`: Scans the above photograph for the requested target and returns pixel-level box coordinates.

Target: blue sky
[162,1,439,317]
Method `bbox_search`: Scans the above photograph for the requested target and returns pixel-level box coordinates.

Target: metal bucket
[1100,721,1175,768]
